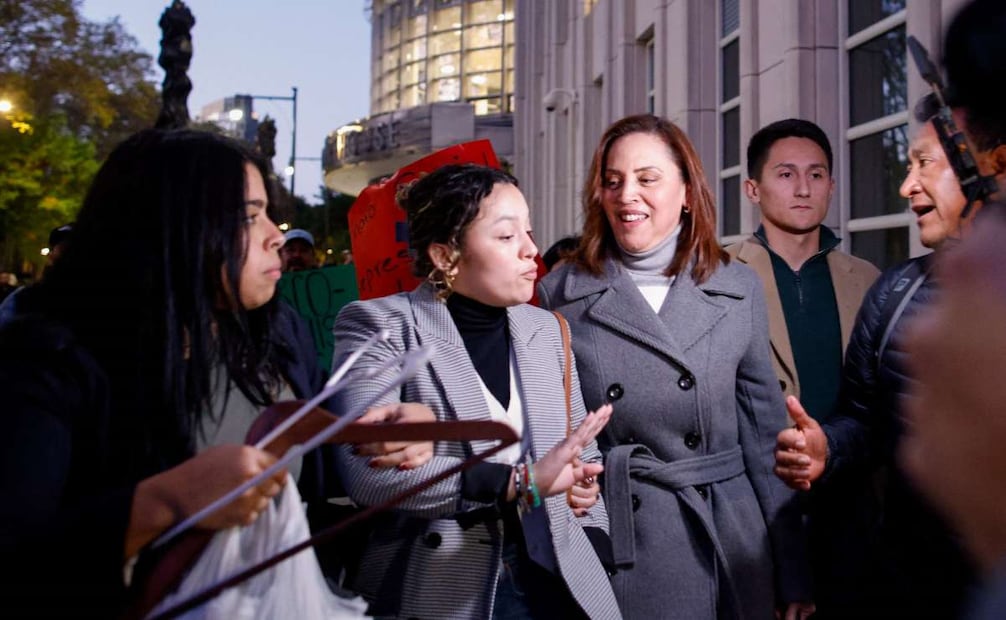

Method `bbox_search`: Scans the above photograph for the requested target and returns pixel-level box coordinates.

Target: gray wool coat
[330,283,621,620]
[539,258,811,620]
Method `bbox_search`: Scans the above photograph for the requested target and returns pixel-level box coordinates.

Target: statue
[155,1,196,129]
[256,116,277,163]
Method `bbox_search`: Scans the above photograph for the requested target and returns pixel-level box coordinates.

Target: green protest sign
[277,265,359,370]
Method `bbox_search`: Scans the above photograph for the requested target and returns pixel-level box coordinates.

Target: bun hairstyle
[398,164,518,280]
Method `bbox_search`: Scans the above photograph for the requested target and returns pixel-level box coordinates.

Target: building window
[645,36,656,114]
[845,0,908,269]
[372,0,514,116]
[466,0,503,23]
[719,0,741,237]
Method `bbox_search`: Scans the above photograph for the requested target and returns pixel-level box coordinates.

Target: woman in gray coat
[332,165,621,619]
[538,115,813,620]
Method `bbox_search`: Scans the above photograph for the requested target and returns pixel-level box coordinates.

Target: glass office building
[324,0,516,196]
[372,0,516,116]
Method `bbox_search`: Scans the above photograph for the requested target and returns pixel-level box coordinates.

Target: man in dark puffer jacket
[773,90,1006,617]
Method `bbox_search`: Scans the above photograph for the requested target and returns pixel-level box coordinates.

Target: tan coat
[726,238,880,400]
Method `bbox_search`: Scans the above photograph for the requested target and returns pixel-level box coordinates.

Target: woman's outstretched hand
[530,403,612,499]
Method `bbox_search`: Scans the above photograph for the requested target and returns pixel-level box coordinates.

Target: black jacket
[0,303,337,617]
[821,255,976,618]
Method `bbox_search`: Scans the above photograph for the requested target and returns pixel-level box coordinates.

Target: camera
[542,88,576,113]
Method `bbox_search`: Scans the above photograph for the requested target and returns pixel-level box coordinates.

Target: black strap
[875,257,930,366]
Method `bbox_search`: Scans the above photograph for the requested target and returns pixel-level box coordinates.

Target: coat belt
[606,444,746,617]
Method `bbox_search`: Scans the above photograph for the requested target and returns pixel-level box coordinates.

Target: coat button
[684,431,701,450]
[677,374,695,390]
[606,383,624,401]
[423,532,442,548]
[631,494,641,512]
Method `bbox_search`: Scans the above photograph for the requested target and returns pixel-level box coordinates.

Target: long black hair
[34,129,284,473]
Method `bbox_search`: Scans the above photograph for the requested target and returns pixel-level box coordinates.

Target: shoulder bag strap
[552,310,573,436]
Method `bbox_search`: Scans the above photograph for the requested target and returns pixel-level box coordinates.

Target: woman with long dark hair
[539,115,813,619]
[0,129,426,616]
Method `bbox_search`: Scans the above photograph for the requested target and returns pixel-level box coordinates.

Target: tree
[0,0,160,158]
[0,113,98,275]
[0,0,160,273]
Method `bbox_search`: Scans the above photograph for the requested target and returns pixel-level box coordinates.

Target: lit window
[466,0,503,24]
[434,77,461,101]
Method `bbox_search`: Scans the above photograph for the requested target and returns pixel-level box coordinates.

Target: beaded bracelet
[524,462,541,509]
[513,462,541,510]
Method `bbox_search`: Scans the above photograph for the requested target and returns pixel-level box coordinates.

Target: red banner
[347,140,501,300]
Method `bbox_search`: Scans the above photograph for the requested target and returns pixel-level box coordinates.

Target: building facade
[516,0,969,269]
[325,0,516,196]
[195,95,259,144]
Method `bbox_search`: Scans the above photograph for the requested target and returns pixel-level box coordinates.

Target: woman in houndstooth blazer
[331,164,621,619]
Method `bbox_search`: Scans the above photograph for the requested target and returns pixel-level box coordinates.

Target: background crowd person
[331,164,621,619]
[0,223,74,327]
[0,272,16,302]
[773,90,1006,617]
[45,223,74,267]
[542,234,580,272]
[539,114,812,620]
[727,118,878,616]
[280,227,318,272]
[0,129,430,616]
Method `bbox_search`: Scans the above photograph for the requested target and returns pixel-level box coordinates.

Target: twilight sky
[80,0,372,201]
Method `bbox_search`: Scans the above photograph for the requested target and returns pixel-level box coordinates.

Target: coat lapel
[565,259,734,374]
[570,261,687,364]
[658,268,731,354]
[735,240,798,385]
[507,305,553,461]
[827,251,863,350]
[409,286,494,441]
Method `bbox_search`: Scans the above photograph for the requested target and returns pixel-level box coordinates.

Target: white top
[475,349,525,465]
[636,282,672,313]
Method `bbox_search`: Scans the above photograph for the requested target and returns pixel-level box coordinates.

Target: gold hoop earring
[427,267,455,301]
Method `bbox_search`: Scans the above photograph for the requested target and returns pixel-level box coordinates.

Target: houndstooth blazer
[330,283,621,620]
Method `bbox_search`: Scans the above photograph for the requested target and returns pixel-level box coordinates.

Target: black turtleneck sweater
[446,292,510,409]
[446,292,616,575]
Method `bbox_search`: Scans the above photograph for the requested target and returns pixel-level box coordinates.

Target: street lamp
[230,86,298,195]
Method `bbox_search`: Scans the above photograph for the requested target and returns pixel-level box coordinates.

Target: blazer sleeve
[330,298,497,519]
[734,279,812,604]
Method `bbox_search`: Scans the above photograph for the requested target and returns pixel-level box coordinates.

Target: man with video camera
[773,2,1006,615]
[897,1,1006,618]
